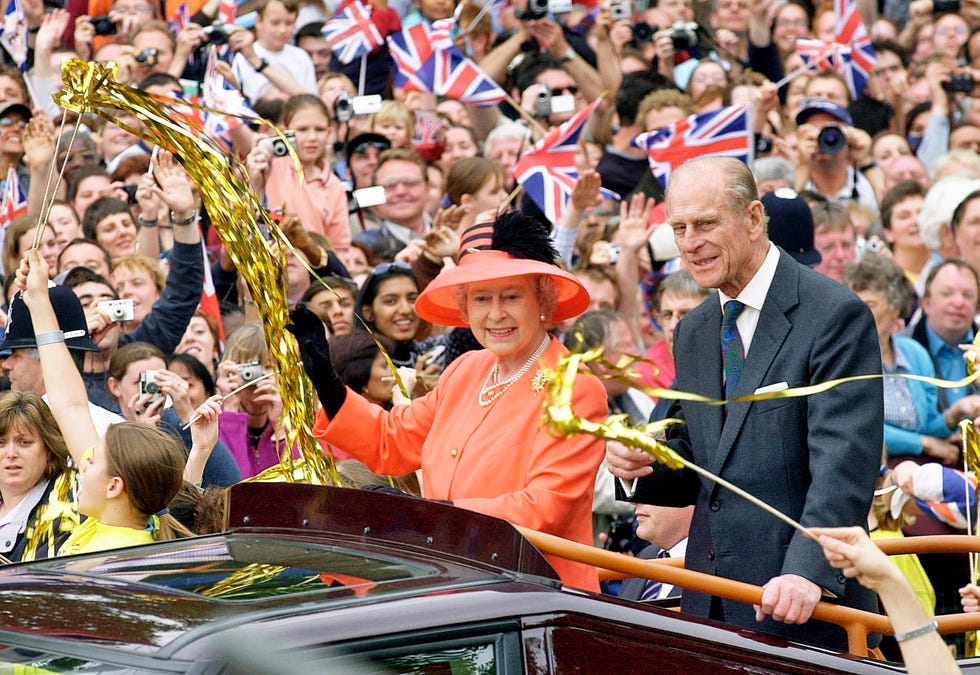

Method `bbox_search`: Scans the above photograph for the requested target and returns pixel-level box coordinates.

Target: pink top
[265,157,352,251]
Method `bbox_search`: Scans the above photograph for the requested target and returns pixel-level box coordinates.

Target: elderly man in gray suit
[607,156,883,651]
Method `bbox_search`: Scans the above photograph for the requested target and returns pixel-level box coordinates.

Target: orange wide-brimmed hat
[415,214,590,328]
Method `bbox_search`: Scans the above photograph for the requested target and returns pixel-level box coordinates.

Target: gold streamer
[542,349,812,536]
[57,59,336,486]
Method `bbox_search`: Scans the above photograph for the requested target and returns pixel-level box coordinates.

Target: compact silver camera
[139,370,162,398]
[237,360,263,383]
[98,298,135,322]
[257,131,297,157]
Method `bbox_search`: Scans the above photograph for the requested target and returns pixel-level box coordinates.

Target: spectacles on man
[380,176,424,192]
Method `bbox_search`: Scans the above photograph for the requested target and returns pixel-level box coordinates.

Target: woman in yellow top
[16,152,221,556]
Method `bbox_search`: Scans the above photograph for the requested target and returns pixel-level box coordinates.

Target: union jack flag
[795,38,852,72]
[0,165,26,235]
[513,98,618,224]
[168,0,190,34]
[322,0,384,65]
[834,0,875,97]
[387,22,506,106]
[202,45,255,149]
[632,104,752,189]
[0,0,28,70]
[413,113,445,145]
[218,0,236,25]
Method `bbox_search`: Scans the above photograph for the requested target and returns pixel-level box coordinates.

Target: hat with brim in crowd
[762,187,821,267]
[345,132,391,159]
[415,214,590,328]
[795,97,852,126]
[0,284,100,353]
[0,102,32,121]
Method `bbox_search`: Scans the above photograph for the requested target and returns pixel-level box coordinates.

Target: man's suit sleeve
[782,292,883,591]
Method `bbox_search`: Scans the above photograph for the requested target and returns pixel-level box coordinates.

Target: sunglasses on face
[352,141,391,155]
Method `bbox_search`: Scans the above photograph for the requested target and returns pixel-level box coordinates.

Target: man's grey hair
[753,156,796,188]
[484,122,531,156]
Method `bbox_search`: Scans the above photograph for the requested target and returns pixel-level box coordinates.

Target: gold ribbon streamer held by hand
[56,59,335,485]
[542,349,813,537]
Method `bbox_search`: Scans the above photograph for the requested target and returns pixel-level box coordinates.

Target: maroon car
[0,483,973,674]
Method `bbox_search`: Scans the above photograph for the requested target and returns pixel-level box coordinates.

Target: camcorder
[333,94,383,124]
[534,85,576,118]
[518,0,572,20]
[98,298,135,323]
[256,131,297,157]
[237,361,264,384]
[817,125,848,155]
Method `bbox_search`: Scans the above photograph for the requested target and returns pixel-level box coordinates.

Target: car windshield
[40,537,436,602]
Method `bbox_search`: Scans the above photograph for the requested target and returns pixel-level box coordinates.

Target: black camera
[942,73,974,93]
[666,20,699,51]
[90,15,116,36]
[202,23,230,45]
[632,20,655,45]
[122,184,138,204]
[135,48,158,66]
[817,124,848,154]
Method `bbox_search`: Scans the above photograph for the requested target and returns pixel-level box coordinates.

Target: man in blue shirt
[907,259,980,417]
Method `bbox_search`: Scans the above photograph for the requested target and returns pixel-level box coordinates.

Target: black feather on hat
[488,212,560,266]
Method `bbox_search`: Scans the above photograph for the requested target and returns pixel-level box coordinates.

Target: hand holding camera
[98,298,135,323]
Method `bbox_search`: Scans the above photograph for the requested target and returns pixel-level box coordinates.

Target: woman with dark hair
[329,332,399,408]
[880,180,938,296]
[355,262,447,376]
[290,211,608,590]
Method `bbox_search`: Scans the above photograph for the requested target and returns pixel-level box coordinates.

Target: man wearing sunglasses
[345,132,391,238]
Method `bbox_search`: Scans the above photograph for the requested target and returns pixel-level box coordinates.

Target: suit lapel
[681,303,725,456]
[710,253,799,475]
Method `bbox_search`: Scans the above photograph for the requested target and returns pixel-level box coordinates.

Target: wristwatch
[560,47,576,63]
[255,58,270,73]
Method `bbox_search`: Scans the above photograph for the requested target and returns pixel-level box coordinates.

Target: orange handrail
[516,527,980,658]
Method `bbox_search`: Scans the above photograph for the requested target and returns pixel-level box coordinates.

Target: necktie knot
[723,300,745,325]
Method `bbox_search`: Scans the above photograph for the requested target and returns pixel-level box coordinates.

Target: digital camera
[98,298,135,323]
[135,48,158,66]
[256,131,297,158]
[90,16,116,36]
[666,20,699,51]
[609,0,631,20]
[139,370,162,397]
[817,124,848,154]
[237,360,264,383]
[942,73,974,93]
[202,23,230,45]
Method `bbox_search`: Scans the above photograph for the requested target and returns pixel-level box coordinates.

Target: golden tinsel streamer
[543,348,812,536]
[57,59,335,486]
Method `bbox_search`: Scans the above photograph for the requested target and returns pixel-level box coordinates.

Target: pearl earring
[539,313,546,322]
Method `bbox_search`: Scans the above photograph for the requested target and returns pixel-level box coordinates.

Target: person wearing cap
[761,187,822,268]
[0,277,123,435]
[345,132,391,237]
[0,102,35,207]
[796,97,881,217]
[288,211,608,591]
[606,156,882,652]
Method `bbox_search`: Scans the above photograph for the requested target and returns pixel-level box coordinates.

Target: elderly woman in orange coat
[289,212,608,591]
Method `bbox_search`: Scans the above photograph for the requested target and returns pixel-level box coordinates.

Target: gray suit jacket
[627,249,883,650]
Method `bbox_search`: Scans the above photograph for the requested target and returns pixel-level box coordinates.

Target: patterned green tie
[721,300,746,399]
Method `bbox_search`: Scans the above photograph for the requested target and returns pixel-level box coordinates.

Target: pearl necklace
[478,335,551,407]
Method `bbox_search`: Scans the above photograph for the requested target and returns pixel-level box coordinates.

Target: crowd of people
[0,0,979,662]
